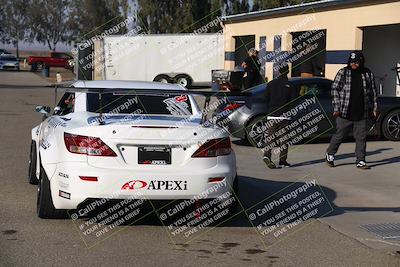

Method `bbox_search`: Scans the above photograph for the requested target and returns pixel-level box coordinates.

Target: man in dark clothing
[241,48,262,89]
[326,51,379,169]
[263,64,297,169]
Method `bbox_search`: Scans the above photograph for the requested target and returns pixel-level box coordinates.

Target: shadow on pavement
[291,148,393,167]
[79,174,399,229]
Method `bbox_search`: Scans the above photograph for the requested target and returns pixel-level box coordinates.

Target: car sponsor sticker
[40,139,51,149]
[174,95,188,102]
[122,180,188,191]
[59,172,69,179]
[48,117,67,128]
[163,96,191,116]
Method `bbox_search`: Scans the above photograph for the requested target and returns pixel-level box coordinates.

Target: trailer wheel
[175,74,192,88]
[154,75,172,83]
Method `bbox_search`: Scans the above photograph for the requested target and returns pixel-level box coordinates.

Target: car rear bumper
[46,156,236,210]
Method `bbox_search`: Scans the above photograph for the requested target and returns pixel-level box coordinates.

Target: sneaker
[356,161,370,169]
[325,153,335,167]
[278,161,292,168]
[263,156,276,169]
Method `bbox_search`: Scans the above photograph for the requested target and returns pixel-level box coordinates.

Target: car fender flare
[38,153,57,182]
[31,126,41,179]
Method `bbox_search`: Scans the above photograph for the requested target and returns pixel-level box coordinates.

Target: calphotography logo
[121,180,188,190]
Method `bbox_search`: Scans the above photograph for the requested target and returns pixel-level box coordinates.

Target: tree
[136,0,178,33]
[226,0,249,15]
[68,0,130,41]
[136,0,228,34]
[29,0,72,51]
[252,0,315,11]
[0,0,30,57]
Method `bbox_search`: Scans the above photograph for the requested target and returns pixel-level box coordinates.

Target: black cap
[348,51,364,66]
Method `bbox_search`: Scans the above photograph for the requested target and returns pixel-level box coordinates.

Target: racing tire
[28,141,38,185]
[153,74,172,84]
[37,165,65,219]
[382,109,400,141]
[174,74,192,88]
[246,115,269,148]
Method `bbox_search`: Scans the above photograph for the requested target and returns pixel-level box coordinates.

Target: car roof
[288,77,332,83]
[72,80,185,91]
[0,54,16,58]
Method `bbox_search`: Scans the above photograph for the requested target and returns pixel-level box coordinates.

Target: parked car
[28,52,73,71]
[0,54,20,71]
[214,77,400,145]
[0,49,11,55]
[29,80,238,219]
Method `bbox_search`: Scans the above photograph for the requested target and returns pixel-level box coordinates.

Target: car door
[296,81,335,136]
[48,53,65,67]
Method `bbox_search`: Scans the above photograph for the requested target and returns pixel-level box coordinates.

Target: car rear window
[87,93,193,116]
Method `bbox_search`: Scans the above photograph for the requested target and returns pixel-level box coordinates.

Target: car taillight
[64,133,117,157]
[223,103,243,111]
[192,138,231,158]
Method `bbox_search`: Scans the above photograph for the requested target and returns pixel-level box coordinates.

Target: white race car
[29,80,238,219]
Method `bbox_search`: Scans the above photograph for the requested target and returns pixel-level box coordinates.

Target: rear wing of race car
[51,84,250,124]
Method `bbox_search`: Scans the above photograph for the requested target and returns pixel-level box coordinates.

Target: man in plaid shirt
[326,51,379,169]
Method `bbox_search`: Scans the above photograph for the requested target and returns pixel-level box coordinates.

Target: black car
[213,77,400,146]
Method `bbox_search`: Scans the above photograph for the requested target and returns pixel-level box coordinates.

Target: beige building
[222,0,400,95]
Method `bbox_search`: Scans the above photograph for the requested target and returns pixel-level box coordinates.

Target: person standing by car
[263,64,296,169]
[326,51,379,169]
[241,48,262,89]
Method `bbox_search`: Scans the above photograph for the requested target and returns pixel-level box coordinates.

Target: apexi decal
[122,180,188,190]
[142,160,168,165]
[48,117,67,128]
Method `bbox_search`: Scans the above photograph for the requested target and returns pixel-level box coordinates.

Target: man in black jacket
[263,64,297,169]
[241,48,262,89]
[326,51,379,169]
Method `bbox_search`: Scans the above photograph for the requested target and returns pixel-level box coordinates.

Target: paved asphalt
[0,72,399,266]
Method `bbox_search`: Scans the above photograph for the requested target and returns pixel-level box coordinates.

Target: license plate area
[138,146,171,165]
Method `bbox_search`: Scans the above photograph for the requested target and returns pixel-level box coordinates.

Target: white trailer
[94,33,224,87]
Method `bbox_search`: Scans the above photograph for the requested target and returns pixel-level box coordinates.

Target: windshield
[0,56,17,61]
[87,93,193,116]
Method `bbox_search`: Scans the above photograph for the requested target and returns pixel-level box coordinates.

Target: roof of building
[222,0,396,23]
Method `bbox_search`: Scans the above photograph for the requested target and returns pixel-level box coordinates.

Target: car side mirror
[35,105,51,114]
[53,106,61,115]
[35,106,51,120]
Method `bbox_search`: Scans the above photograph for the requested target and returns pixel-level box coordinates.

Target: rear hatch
[63,90,230,169]
[65,115,227,170]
